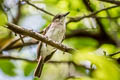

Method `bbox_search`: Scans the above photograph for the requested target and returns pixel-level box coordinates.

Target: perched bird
[34,12,70,78]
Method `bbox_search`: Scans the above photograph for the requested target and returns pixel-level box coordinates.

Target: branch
[11,1,25,49]
[98,0,120,5]
[83,16,120,19]
[22,0,119,24]
[65,30,116,45]
[22,0,55,16]
[5,40,38,50]
[67,5,119,23]
[82,0,117,45]
[0,32,43,52]
[3,29,118,51]
[109,51,120,56]
[6,23,74,53]
[0,55,91,69]
[0,36,26,53]
[0,55,36,62]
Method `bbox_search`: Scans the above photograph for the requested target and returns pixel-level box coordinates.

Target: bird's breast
[41,23,66,58]
[45,24,66,42]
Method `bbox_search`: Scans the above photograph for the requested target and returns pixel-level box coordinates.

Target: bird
[34,12,70,78]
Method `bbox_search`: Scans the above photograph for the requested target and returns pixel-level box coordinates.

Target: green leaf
[64,37,98,49]
[67,77,94,80]
[23,62,36,76]
[73,51,120,80]
[0,60,16,76]
[33,77,39,80]
[0,26,10,39]
[0,0,4,4]
[100,44,116,54]
[0,6,7,26]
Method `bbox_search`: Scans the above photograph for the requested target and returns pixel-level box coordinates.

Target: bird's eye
[57,15,61,18]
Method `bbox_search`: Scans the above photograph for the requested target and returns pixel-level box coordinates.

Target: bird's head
[52,12,70,23]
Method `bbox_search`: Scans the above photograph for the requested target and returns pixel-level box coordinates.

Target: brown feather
[34,56,44,77]
[37,24,51,59]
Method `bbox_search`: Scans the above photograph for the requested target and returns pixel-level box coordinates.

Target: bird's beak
[63,12,70,17]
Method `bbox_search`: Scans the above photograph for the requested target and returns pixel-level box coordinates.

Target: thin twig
[83,0,116,46]
[0,36,26,53]
[1,0,25,52]
[23,0,55,16]
[0,55,37,62]
[5,40,38,50]
[109,51,120,56]
[0,55,91,70]
[18,34,24,52]
[22,0,119,24]
[67,5,119,23]
[92,16,120,19]
[6,23,74,53]
[98,0,120,5]
[19,34,25,44]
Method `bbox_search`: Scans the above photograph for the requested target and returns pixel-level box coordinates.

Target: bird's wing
[61,35,65,43]
[42,24,51,35]
[34,56,44,78]
[37,24,51,59]
[44,49,57,62]
[37,42,42,59]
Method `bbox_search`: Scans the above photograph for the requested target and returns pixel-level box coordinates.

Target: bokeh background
[0,0,120,80]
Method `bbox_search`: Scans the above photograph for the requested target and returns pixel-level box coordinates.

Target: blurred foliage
[0,0,120,80]
[0,9,7,26]
[0,60,16,76]
[100,44,116,54]
[64,37,98,49]
[23,62,36,76]
[0,0,10,48]
[0,2,7,26]
[72,49,120,80]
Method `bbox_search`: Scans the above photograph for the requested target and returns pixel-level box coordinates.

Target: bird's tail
[34,56,44,78]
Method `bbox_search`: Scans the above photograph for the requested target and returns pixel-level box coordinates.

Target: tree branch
[12,1,25,49]
[82,0,117,45]
[3,29,118,52]
[67,5,119,23]
[2,0,119,52]
[0,55,91,69]
[22,0,55,16]
[0,36,26,53]
[5,40,38,50]
[93,16,120,19]
[6,23,74,53]
[65,30,116,45]
[98,0,120,5]
[0,55,37,62]
[22,0,120,24]
[109,51,120,56]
